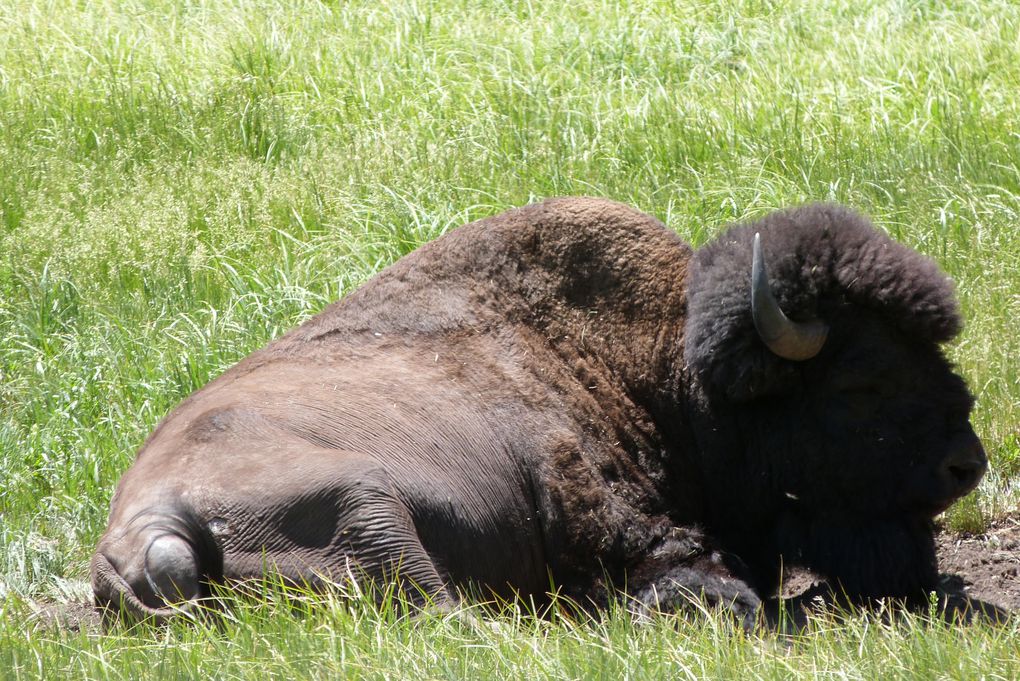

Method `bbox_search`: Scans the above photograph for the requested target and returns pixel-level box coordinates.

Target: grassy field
[1,0,1018,677]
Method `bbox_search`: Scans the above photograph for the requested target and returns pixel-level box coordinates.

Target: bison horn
[751,233,829,361]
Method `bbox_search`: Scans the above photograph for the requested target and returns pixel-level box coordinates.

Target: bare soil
[780,513,1020,622]
[934,513,1020,614]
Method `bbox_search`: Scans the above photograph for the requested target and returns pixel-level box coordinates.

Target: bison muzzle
[92,198,986,626]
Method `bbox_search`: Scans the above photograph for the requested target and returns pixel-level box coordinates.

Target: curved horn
[751,233,829,361]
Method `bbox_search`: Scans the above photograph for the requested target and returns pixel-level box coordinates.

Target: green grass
[1,0,1018,676]
[5,585,1020,680]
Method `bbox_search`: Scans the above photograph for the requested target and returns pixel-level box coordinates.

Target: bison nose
[938,441,987,499]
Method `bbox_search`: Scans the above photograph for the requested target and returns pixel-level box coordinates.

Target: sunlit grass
[4,583,1019,680]
[1,0,1018,675]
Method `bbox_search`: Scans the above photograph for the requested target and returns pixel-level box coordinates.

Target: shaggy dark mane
[684,203,961,392]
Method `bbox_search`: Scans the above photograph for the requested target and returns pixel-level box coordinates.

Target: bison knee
[144,535,200,604]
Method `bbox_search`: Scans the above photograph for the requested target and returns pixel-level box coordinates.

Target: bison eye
[836,383,885,399]
[840,383,883,397]
[834,381,890,417]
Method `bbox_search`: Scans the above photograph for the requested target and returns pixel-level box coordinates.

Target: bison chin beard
[774,512,940,604]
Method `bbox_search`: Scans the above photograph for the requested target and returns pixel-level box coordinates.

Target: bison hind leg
[144,534,201,604]
[248,453,458,613]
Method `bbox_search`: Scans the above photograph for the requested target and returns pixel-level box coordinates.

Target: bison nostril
[940,454,987,496]
[948,464,977,487]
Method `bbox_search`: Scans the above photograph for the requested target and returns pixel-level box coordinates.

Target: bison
[91,198,986,626]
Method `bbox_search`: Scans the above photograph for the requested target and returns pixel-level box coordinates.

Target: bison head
[683,204,986,601]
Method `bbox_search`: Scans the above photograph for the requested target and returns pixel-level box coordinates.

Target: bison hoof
[144,535,199,605]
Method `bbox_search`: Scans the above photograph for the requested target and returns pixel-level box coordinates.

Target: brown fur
[94,198,706,618]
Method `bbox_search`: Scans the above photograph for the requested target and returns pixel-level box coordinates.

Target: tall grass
[4,585,1020,680]
[1,0,1018,675]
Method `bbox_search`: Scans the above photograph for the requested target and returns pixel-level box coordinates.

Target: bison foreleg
[625,528,762,630]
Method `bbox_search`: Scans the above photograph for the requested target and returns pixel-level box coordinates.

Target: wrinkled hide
[92,198,984,625]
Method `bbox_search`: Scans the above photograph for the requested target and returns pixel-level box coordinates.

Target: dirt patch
[29,598,102,633]
[935,513,1020,613]
[780,513,1020,622]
